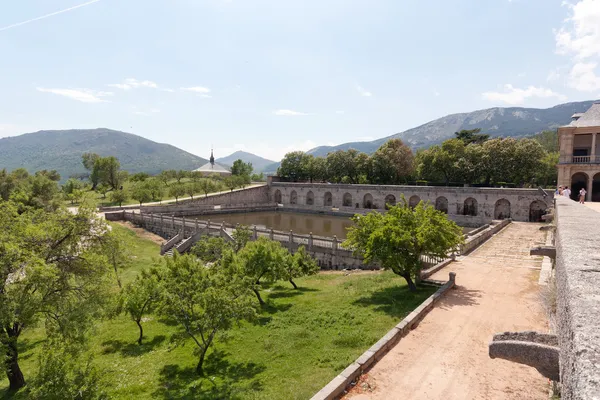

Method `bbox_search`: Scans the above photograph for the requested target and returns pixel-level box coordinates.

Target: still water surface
[195,211,473,239]
[196,211,353,238]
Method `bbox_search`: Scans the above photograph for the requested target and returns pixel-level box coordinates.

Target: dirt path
[346,222,550,400]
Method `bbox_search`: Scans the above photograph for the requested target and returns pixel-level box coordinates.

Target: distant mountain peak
[216,151,276,173]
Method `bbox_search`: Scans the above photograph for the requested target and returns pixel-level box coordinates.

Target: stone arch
[571,172,588,202]
[306,190,314,205]
[494,199,511,220]
[289,190,298,205]
[463,197,478,216]
[385,194,396,207]
[324,192,333,207]
[435,196,448,214]
[409,195,421,208]
[529,200,547,222]
[274,189,282,204]
[343,193,353,207]
[593,173,600,202]
[363,193,374,209]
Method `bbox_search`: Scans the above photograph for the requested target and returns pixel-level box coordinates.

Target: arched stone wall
[435,196,448,214]
[463,197,478,216]
[306,191,314,205]
[529,200,548,222]
[409,195,421,208]
[290,190,298,205]
[363,193,374,209]
[570,172,588,202]
[324,192,333,207]
[385,194,396,207]
[343,193,353,207]
[494,199,511,220]
[274,189,282,204]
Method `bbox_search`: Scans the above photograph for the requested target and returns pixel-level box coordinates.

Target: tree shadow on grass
[101,335,166,357]
[352,285,437,318]
[268,286,319,299]
[17,338,45,362]
[153,349,265,399]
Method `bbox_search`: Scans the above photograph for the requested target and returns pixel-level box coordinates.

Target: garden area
[0,223,435,399]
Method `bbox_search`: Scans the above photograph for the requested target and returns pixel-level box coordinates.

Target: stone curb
[310,272,456,400]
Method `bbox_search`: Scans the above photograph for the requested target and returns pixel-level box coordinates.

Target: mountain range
[216,151,276,174]
[0,128,207,180]
[306,100,598,158]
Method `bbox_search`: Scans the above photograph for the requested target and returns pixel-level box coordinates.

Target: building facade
[558,101,600,201]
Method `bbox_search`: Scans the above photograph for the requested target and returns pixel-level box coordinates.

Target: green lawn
[1,224,435,400]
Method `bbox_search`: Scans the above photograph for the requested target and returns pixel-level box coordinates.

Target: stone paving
[346,222,549,400]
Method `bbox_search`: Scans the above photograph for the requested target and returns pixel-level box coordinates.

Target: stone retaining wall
[554,197,600,399]
[310,272,457,400]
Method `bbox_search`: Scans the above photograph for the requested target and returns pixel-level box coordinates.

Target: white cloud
[108,78,159,90]
[335,110,345,114]
[547,69,561,81]
[133,108,161,116]
[567,62,600,91]
[273,109,308,116]
[356,85,372,97]
[181,86,211,94]
[37,87,113,103]
[555,0,600,91]
[482,84,567,105]
[433,90,441,97]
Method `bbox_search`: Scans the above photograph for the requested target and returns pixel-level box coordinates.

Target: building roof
[565,102,600,127]
[193,149,231,174]
[193,161,231,174]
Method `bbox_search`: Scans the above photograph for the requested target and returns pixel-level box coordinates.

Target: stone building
[558,101,600,201]
[193,150,231,176]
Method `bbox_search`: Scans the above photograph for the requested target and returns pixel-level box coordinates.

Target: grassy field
[1,224,435,400]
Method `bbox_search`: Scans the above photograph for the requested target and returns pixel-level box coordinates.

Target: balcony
[559,155,600,164]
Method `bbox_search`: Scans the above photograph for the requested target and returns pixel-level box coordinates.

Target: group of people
[556,186,587,204]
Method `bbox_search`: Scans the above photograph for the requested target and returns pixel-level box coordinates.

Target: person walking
[563,186,572,199]
[579,188,587,204]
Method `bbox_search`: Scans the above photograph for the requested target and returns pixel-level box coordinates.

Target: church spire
[210,148,215,165]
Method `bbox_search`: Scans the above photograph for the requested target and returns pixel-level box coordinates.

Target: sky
[1,0,599,161]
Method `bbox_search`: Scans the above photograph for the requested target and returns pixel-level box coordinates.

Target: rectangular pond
[193,210,473,239]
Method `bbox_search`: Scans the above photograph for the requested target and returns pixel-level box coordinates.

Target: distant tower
[210,148,215,165]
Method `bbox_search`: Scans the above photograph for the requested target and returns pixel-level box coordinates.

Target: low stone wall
[460,219,511,255]
[554,197,600,399]
[311,272,457,400]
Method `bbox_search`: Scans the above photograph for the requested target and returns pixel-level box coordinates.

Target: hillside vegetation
[0,128,207,180]
[217,151,276,173]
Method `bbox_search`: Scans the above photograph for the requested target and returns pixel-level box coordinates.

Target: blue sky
[1,0,599,161]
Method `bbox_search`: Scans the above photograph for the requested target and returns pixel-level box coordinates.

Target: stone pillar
[269,229,274,240]
[289,230,294,250]
[332,235,338,267]
[207,219,211,229]
[308,232,313,251]
[171,215,175,229]
[253,225,258,240]
[195,219,199,232]
[592,133,597,162]
[587,173,593,201]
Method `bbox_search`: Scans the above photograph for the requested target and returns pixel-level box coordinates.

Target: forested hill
[216,151,276,173]
[0,128,207,180]
[307,100,598,157]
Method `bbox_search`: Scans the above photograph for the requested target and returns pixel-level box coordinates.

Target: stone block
[310,374,347,400]
[339,362,361,382]
[356,350,375,369]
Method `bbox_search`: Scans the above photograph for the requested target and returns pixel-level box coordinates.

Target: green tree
[344,200,464,291]
[283,246,319,289]
[158,170,173,186]
[536,152,559,187]
[174,170,188,183]
[185,182,198,200]
[82,153,101,190]
[130,183,152,206]
[370,139,415,185]
[96,183,110,199]
[198,179,217,198]
[223,176,239,192]
[232,225,252,252]
[234,237,289,305]
[191,236,232,263]
[108,190,128,207]
[277,151,312,181]
[144,178,164,202]
[455,128,489,144]
[532,130,558,153]
[101,229,132,289]
[231,159,253,177]
[122,270,161,345]
[29,344,107,400]
[168,182,186,203]
[129,172,149,182]
[157,253,256,374]
[0,204,114,391]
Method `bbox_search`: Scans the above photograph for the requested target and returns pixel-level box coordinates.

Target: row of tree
[277,129,558,187]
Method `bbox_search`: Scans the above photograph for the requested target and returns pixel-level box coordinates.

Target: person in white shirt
[562,186,571,199]
[579,188,587,204]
